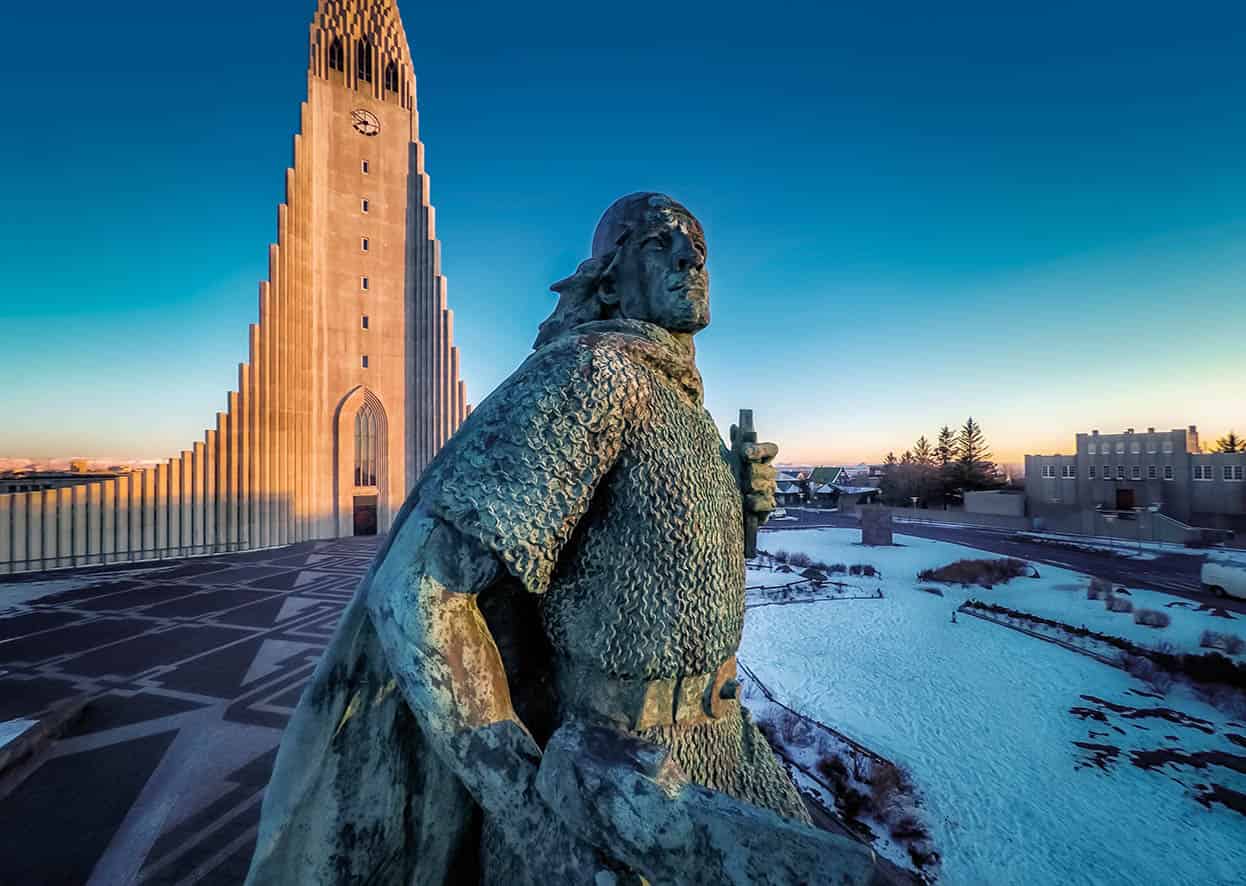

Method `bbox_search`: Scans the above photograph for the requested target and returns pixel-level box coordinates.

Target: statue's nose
[673,239,702,273]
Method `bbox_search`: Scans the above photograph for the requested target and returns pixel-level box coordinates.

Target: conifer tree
[955,417,998,490]
[1215,431,1243,453]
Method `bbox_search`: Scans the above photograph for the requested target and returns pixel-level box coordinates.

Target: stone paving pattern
[0,537,379,885]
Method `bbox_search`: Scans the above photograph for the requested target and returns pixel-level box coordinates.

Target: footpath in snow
[741,528,1246,886]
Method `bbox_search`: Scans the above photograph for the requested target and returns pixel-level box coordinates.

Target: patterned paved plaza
[0,538,378,885]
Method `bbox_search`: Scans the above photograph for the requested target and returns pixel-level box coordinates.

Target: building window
[1194,465,1214,481]
[1147,441,1157,454]
[361,198,370,213]
[1224,465,1244,481]
[361,237,370,252]
[384,62,399,92]
[1148,465,1157,480]
[1062,465,1076,479]
[354,403,378,487]
[1040,464,1055,478]
[1130,441,1141,454]
[1088,443,1097,455]
[361,275,369,290]
[1115,442,1125,454]
[357,40,374,83]
[361,160,370,174]
[1088,466,1096,479]
[1131,466,1141,480]
[1104,468,1113,482]
[1162,441,1173,454]
[361,355,369,369]
[1117,466,1126,480]
[1164,465,1174,481]
[328,39,345,72]
[361,315,369,329]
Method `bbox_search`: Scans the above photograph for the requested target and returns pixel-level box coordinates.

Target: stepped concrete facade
[1,0,467,575]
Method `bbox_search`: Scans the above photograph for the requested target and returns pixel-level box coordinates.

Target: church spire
[310,0,414,108]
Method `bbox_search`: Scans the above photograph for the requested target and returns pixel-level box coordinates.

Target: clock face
[351,109,381,137]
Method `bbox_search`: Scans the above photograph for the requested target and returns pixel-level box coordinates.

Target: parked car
[770,507,788,519]
[1202,557,1246,600]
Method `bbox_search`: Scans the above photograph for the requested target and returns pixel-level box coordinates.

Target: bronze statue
[246,193,879,885]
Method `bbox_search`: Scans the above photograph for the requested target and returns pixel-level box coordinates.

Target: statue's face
[610,211,709,334]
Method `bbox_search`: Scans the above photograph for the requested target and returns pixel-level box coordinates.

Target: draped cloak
[245,320,808,885]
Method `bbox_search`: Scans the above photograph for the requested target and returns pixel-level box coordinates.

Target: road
[762,509,1246,614]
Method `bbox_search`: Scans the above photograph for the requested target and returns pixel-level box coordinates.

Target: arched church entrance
[334,387,390,538]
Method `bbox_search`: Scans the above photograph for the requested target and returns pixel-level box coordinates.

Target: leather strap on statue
[558,656,740,732]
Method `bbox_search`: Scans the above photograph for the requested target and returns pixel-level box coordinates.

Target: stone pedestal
[861,506,893,546]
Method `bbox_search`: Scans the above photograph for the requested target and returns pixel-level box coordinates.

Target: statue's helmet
[591,192,701,260]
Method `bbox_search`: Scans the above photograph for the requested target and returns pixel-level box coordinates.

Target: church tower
[0,0,468,573]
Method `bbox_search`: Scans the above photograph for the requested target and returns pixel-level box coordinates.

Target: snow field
[742,528,1246,886]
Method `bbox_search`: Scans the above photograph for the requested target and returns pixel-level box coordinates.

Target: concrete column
[180,453,193,552]
[259,284,273,548]
[86,482,103,564]
[44,489,61,569]
[129,472,144,560]
[11,494,28,572]
[217,410,233,550]
[114,476,129,556]
[192,442,206,552]
[155,464,169,556]
[167,459,181,557]
[55,487,71,569]
[70,486,87,567]
[237,367,251,549]
[102,481,115,564]
[26,492,43,570]
[141,469,156,556]
[205,429,218,552]
[0,493,10,575]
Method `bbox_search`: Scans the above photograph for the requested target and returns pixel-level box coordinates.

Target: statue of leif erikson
[246,193,881,885]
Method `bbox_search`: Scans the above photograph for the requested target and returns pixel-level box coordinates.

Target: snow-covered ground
[1016,531,1246,565]
[742,527,1246,886]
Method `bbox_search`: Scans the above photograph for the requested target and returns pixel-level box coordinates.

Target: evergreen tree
[955,417,998,490]
[913,436,935,466]
[936,426,955,468]
[1215,431,1243,453]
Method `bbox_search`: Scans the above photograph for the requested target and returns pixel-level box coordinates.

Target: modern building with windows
[0,0,468,573]
[1026,425,1246,532]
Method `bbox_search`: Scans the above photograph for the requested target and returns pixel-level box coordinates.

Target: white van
[1201,557,1246,600]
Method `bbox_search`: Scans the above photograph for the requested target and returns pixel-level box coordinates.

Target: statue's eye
[645,232,672,250]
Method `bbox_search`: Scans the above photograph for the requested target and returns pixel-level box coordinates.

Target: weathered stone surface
[861,506,895,546]
[247,193,879,884]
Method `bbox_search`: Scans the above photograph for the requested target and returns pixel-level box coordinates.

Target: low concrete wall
[964,490,1027,517]
[890,507,1032,532]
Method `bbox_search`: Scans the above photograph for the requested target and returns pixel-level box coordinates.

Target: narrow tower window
[361,198,369,213]
[328,39,344,72]
[357,40,374,83]
[361,315,369,329]
[361,160,370,174]
[361,355,370,369]
[354,403,377,486]
[384,62,399,92]
[361,237,370,252]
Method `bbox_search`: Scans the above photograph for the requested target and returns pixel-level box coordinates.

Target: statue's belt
[558,656,740,732]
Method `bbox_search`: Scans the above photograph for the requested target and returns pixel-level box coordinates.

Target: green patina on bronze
[246,194,880,885]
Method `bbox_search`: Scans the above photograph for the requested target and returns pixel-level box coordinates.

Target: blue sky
[2,0,1245,464]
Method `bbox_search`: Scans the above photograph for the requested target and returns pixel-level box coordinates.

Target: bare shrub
[918,558,1029,588]
[816,753,849,784]
[773,549,790,563]
[789,552,813,568]
[890,812,929,841]
[1087,577,1111,600]
[1105,594,1134,614]
[774,708,813,748]
[826,562,848,575]
[1202,629,1226,650]
[867,760,912,815]
[1226,634,1246,655]
[1134,609,1170,628]
[1148,669,1175,695]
